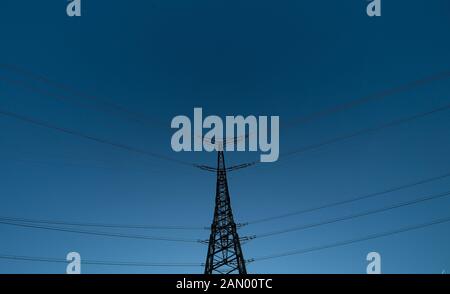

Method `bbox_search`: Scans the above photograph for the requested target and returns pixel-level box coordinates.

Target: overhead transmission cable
[0,254,203,267]
[240,170,450,226]
[247,215,450,263]
[0,109,196,168]
[0,109,242,171]
[2,64,449,131]
[243,189,450,241]
[0,220,206,244]
[281,102,450,160]
[241,101,450,169]
[3,65,450,173]
[0,215,207,230]
[283,70,450,128]
[0,64,166,128]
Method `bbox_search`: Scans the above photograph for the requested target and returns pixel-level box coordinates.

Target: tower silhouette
[204,150,247,274]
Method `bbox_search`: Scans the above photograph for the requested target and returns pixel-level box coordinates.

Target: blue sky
[1,0,450,273]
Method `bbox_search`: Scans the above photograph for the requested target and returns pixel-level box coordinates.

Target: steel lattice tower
[204,151,247,274]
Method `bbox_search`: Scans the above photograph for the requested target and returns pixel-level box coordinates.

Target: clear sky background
[1,0,450,273]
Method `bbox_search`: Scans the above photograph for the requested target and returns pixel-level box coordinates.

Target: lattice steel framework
[204,151,247,274]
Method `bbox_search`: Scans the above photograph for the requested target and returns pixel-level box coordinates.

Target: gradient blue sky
[1,0,450,273]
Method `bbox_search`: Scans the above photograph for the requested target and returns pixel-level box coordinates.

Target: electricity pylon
[204,150,247,274]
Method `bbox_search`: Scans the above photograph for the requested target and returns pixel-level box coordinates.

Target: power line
[247,215,450,263]
[3,64,449,132]
[2,153,164,175]
[0,254,203,267]
[0,109,196,168]
[0,220,206,244]
[283,70,450,128]
[205,100,450,172]
[281,102,450,160]
[220,98,450,172]
[0,216,207,231]
[4,65,450,174]
[241,170,450,226]
[244,189,450,240]
[241,101,450,170]
[0,64,166,128]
